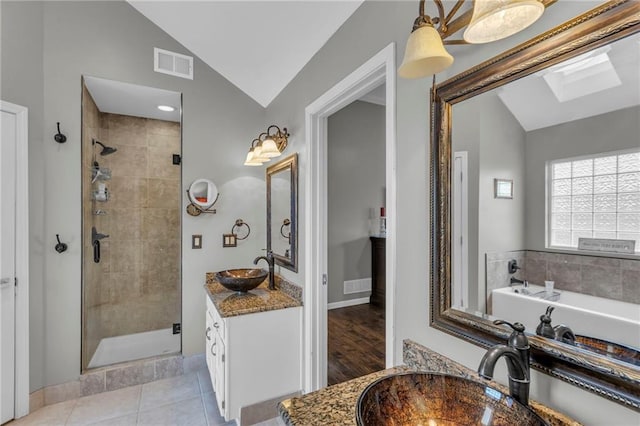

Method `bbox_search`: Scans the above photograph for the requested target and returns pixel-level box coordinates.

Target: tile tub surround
[485,250,640,305]
[278,342,579,426]
[204,274,302,318]
[29,354,204,410]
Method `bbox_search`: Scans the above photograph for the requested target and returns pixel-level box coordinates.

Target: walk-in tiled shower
[81,77,182,371]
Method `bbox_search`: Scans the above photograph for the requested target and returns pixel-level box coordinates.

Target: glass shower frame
[80,76,183,372]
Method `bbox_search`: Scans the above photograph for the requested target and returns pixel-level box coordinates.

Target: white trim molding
[1,101,30,418]
[304,43,397,393]
[327,297,370,311]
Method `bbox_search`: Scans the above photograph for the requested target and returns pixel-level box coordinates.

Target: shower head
[93,139,117,156]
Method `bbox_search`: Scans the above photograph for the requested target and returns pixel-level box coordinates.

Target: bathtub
[492,284,640,350]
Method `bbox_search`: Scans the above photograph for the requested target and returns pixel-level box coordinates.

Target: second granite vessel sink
[215,268,268,293]
[356,372,548,426]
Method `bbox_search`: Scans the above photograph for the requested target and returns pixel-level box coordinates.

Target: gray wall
[525,106,640,250]
[265,0,637,423]
[2,1,267,391]
[327,100,385,304]
[452,91,526,313]
[451,99,480,311]
[477,93,526,311]
[1,0,46,397]
[3,0,639,422]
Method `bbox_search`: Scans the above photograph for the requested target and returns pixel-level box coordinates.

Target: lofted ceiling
[498,32,640,131]
[128,0,365,108]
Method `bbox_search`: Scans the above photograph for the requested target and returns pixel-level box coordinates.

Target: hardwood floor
[327,303,385,386]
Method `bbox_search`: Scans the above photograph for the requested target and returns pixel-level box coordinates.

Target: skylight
[541,46,622,103]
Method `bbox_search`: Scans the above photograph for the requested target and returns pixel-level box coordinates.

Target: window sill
[543,246,640,260]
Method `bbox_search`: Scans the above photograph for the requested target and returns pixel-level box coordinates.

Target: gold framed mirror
[267,153,298,272]
[430,0,640,410]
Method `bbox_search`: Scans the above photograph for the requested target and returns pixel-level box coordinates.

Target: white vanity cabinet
[205,295,302,422]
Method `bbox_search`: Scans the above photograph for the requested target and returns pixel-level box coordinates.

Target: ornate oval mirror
[267,153,298,271]
[430,0,640,410]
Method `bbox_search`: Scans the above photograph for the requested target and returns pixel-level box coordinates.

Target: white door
[0,107,17,424]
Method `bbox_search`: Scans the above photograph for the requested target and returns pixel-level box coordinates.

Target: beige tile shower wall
[91,113,181,340]
[81,85,104,369]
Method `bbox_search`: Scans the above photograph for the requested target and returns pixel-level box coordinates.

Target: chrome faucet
[478,320,530,406]
[253,250,275,290]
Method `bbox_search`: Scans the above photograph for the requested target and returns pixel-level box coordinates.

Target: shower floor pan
[88,328,181,369]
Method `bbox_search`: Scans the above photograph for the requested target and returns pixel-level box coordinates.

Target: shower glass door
[81,76,182,371]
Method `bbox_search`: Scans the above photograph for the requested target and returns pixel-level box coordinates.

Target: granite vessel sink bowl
[215,268,268,293]
[356,372,548,426]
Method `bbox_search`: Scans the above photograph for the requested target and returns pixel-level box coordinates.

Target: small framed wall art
[494,178,513,199]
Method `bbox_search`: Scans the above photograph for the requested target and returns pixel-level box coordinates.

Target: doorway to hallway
[304,43,397,392]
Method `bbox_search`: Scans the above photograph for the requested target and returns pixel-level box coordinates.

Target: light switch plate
[192,234,202,249]
[223,234,237,248]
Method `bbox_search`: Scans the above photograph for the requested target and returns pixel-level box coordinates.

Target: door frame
[303,43,397,392]
[1,101,30,418]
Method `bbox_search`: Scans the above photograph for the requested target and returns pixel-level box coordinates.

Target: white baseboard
[327,297,370,310]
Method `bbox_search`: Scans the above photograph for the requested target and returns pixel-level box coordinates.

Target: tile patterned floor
[10,370,240,426]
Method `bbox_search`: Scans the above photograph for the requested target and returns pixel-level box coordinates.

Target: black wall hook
[54,122,67,143]
[55,234,68,253]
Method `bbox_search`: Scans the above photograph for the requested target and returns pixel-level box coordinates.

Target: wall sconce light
[244,125,289,166]
[399,0,551,79]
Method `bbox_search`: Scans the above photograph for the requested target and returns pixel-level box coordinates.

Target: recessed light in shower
[157,105,175,112]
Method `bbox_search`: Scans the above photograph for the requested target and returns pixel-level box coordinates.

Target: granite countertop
[279,367,413,425]
[278,340,580,426]
[204,273,302,318]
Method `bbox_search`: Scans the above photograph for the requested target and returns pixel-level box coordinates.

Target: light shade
[243,149,265,166]
[260,137,281,158]
[463,0,544,44]
[399,25,454,79]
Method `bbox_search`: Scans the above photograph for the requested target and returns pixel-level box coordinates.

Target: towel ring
[280,218,291,242]
[231,219,250,240]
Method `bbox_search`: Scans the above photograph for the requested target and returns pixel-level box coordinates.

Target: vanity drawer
[206,296,226,341]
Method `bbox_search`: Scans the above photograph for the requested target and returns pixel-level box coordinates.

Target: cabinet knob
[213,322,220,329]
[206,327,211,341]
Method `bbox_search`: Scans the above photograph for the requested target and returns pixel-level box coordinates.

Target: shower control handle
[206,327,211,341]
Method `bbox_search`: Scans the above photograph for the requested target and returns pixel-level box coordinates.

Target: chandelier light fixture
[399,0,553,79]
[244,125,289,166]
